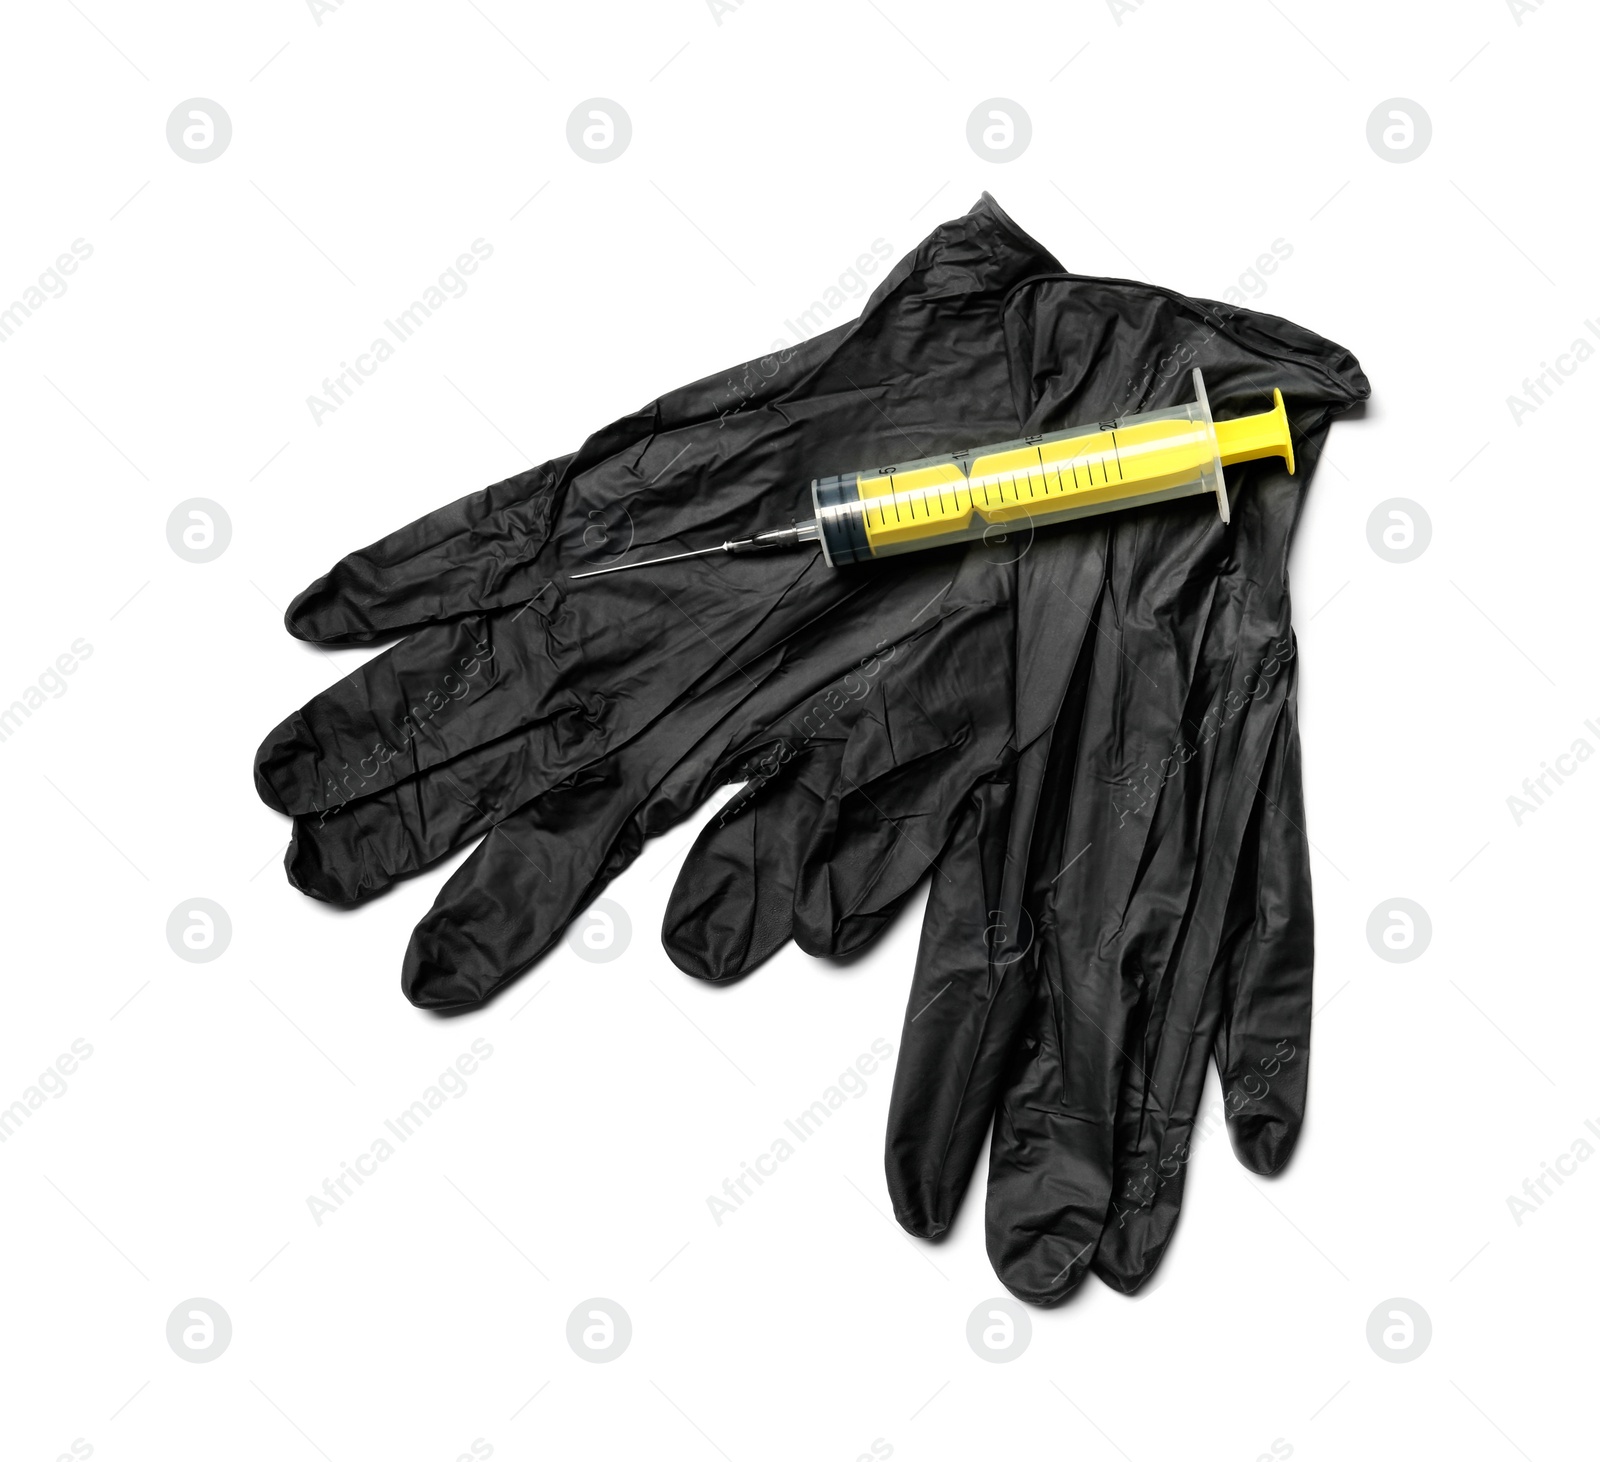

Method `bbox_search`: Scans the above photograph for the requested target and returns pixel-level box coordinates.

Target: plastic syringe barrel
[809,369,1291,567]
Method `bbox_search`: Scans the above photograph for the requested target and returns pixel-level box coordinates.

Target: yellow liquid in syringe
[853,415,1224,555]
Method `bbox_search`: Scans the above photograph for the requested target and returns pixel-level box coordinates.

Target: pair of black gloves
[255,195,1367,1303]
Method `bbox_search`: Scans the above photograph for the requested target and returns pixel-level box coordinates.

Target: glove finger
[983,940,1123,1306]
[979,658,1139,1304]
[285,454,574,645]
[281,715,573,903]
[255,607,550,817]
[662,741,842,983]
[1216,672,1311,1176]
[1091,663,1304,1292]
[885,779,1033,1238]
[284,775,491,906]
[791,736,978,960]
[402,767,647,1009]
[788,593,1019,956]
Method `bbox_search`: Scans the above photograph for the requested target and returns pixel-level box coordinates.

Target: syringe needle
[570,543,736,580]
[569,521,819,581]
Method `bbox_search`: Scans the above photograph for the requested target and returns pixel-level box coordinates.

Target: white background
[1,1,1594,1458]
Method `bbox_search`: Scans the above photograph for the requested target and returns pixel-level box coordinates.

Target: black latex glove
[253,195,1063,1008]
[665,269,1368,1303]
[963,276,1365,1302]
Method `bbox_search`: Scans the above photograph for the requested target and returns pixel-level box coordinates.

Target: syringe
[571,369,1292,580]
